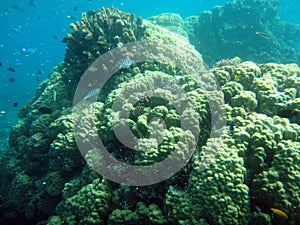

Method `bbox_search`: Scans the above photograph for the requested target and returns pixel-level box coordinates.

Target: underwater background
[0,0,300,224]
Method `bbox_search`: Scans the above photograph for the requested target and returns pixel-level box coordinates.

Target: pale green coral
[7,172,33,205]
[148,13,188,37]
[56,178,111,225]
[96,71,206,167]
[252,140,300,223]
[108,209,139,225]
[46,215,62,225]
[231,90,257,111]
[226,109,300,224]
[44,171,65,196]
[189,137,250,225]
[214,62,300,121]
[108,202,166,225]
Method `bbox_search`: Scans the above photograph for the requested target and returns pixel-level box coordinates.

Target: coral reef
[0,6,299,225]
[55,178,111,225]
[148,13,188,37]
[185,0,300,66]
[62,7,145,70]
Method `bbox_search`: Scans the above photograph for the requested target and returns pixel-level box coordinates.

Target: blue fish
[118,57,133,69]
[83,88,100,100]
[29,0,38,7]
[12,27,21,33]
[22,48,35,56]
[14,62,23,68]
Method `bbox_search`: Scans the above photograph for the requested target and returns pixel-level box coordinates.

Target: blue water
[0,0,299,151]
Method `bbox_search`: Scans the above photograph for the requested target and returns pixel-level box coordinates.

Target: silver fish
[83,88,100,100]
[118,57,133,69]
[53,89,57,102]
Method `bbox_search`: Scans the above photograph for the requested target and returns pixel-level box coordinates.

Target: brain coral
[0,6,299,225]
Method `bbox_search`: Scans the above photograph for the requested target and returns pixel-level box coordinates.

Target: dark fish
[12,5,25,13]
[0,62,2,66]
[29,0,38,7]
[7,67,16,72]
[13,102,18,107]
[38,106,53,114]
[118,57,133,69]
[73,6,79,11]
[36,76,40,82]
[52,35,58,40]
[9,77,16,83]
[84,88,100,100]
[37,69,44,75]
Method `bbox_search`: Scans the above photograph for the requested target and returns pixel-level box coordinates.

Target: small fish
[12,5,25,13]
[39,106,53,114]
[88,65,98,72]
[7,67,16,72]
[37,69,44,75]
[66,15,76,20]
[52,35,58,40]
[0,62,2,66]
[255,31,271,40]
[53,90,57,102]
[270,208,288,219]
[13,102,18,107]
[22,48,35,56]
[118,57,133,69]
[29,0,38,7]
[73,6,79,11]
[14,62,23,68]
[9,77,16,83]
[36,76,40,82]
[84,88,100,100]
[12,27,21,33]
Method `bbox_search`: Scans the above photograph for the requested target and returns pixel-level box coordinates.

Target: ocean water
[0,0,300,224]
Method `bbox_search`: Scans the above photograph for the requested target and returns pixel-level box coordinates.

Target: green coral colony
[0,1,300,225]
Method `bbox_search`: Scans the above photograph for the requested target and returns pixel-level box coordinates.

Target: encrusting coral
[0,6,299,225]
